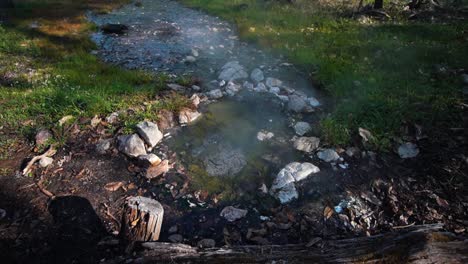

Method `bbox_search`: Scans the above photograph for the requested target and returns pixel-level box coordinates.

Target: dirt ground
[0,113,467,263]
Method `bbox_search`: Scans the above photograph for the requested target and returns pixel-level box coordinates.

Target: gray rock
[269,87,281,95]
[96,139,112,154]
[203,145,246,177]
[218,61,248,81]
[105,112,119,124]
[293,137,320,153]
[118,134,147,158]
[277,95,289,102]
[398,142,419,159]
[197,239,215,249]
[136,121,163,148]
[185,55,196,63]
[243,81,254,90]
[345,147,360,157]
[250,68,264,83]
[293,121,311,136]
[167,83,186,92]
[207,89,223,99]
[307,97,320,107]
[270,162,320,204]
[257,130,274,141]
[225,81,242,96]
[168,225,178,234]
[220,206,248,222]
[179,108,201,125]
[265,77,282,88]
[39,156,53,168]
[287,94,307,113]
[191,85,201,91]
[35,129,53,146]
[168,234,184,243]
[254,82,268,92]
[317,149,340,162]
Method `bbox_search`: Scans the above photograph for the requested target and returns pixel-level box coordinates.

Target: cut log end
[120,196,164,242]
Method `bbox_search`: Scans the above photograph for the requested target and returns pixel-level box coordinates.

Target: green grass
[182,0,467,149]
[0,0,191,138]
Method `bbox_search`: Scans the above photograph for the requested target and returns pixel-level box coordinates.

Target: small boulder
[117,134,147,158]
[398,142,419,159]
[136,121,163,148]
[293,121,311,136]
[218,61,248,81]
[317,149,340,162]
[220,206,248,222]
[307,97,320,107]
[185,55,196,63]
[254,82,268,92]
[265,77,282,88]
[293,137,320,153]
[287,94,307,113]
[179,108,201,125]
[269,87,281,95]
[101,23,128,34]
[270,162,320,204]
[167,83,186,92]
[96,139,112,154]
[157,110,176,131]
[207,89,223,99]
[225,81,242,96]
[243,81,254,90]
[35,129,53,146]
[250,68,264,83]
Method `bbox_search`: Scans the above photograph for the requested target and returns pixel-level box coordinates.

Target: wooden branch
[124,224,468,263]
[22,146,57,176]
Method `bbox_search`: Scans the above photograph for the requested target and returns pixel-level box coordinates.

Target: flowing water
[88,0,337,201]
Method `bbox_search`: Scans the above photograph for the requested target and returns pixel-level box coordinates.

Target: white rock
[345,147,359,157]
[293,122,311,136]
[117,134,147,158]
[207,89,223,99]
[293,137,320,153]
[250,68,264,83]
[257,130,274,141]
[191,85,201,91]
[136,121,163,148]
[190,94,201,107]
[265,77,282,88]
[220,206,248,222]
[270,162,320,204]
[398,142,419,159]
[317,149,340,162]
[39,156,53,168]
[191,48,199,57]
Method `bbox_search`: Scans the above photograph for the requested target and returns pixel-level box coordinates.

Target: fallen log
[128,224,468,263]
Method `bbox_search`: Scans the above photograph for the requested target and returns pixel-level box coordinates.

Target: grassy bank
[0,0,191,140]
[182,0,467,149]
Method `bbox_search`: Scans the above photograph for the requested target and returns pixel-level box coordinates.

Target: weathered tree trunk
[128,224,468,263]
[120,196,164,242]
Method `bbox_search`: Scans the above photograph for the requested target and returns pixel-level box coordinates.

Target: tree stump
[120,196,164,242]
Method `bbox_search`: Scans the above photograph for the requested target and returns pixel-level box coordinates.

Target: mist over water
[88,0,326,190]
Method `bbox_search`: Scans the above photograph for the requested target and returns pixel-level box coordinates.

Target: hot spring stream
[88,0,343,206]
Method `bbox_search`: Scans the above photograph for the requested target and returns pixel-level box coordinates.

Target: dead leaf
[146,160,170,179]
[104,181,124,192]
[359,127,374,142]
[435,196,449,208]
[323,206,334,219]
